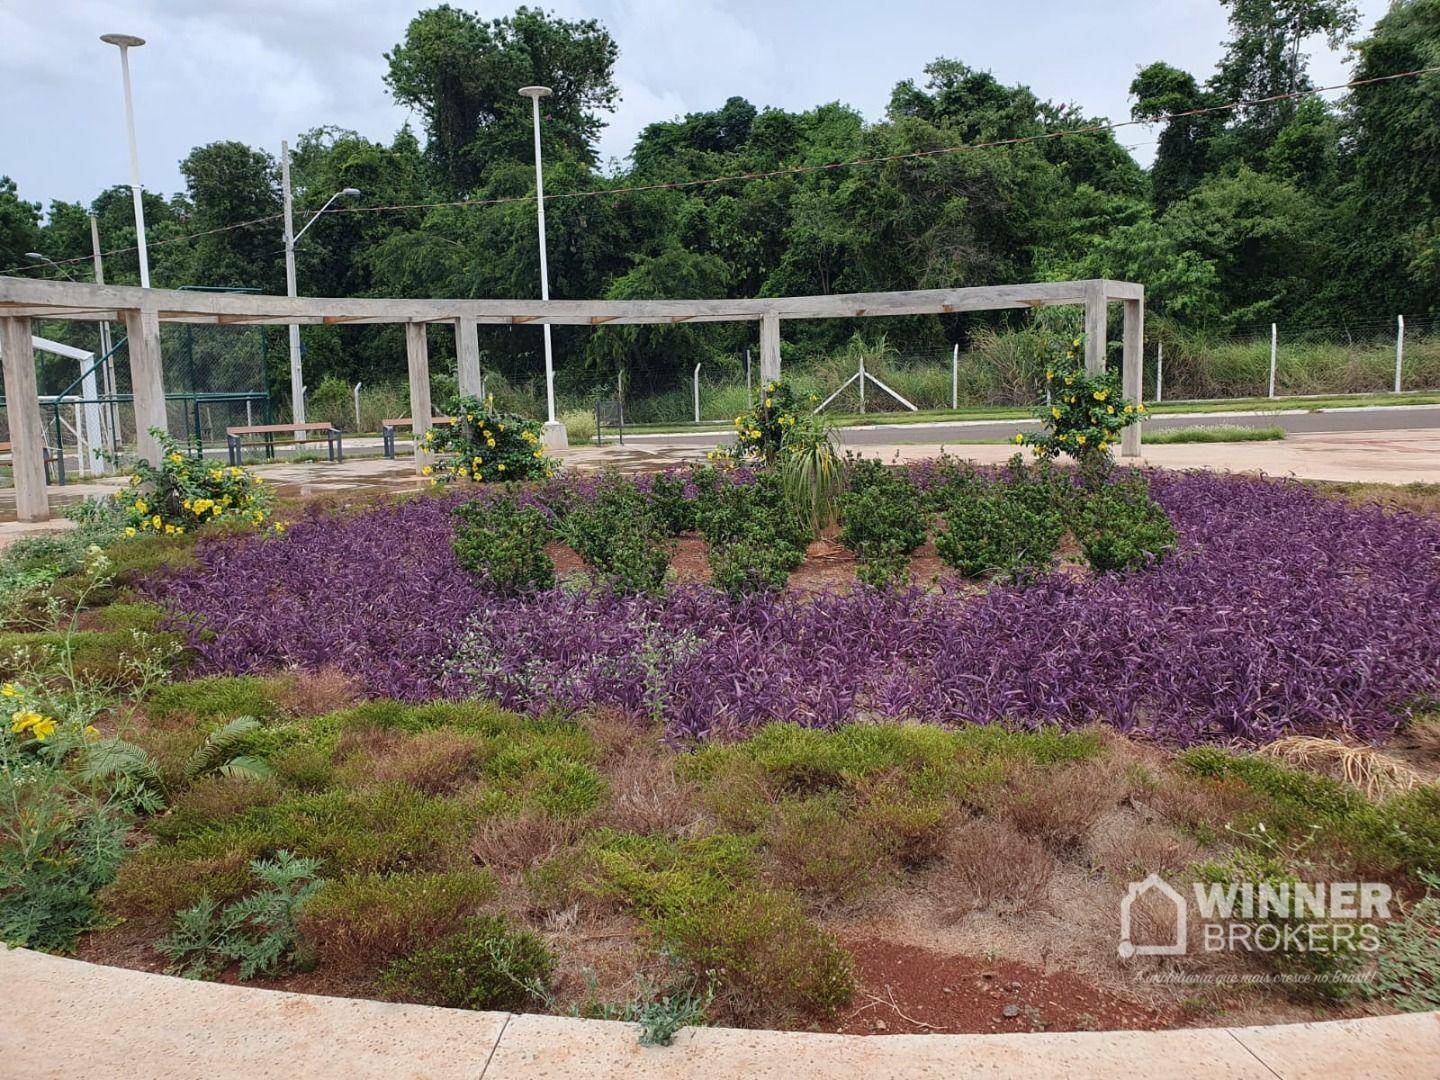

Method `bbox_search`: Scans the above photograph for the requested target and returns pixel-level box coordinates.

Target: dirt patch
[828,937,1174,1035]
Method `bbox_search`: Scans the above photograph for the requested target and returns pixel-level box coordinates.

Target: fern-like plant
[183,717,272,784]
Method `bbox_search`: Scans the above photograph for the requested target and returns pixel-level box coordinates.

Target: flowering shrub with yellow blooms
[420,395,554,485]
[1016,335,1144,464]
[720,380,802,465]
[115,429,273,537]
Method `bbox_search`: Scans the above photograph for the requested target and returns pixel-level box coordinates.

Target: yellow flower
[151,515,162,530]
[168,452,184,464]
[1124,404,1134,414]
[1045,369,1053,380]
[1,684,16,697]
[1013,434,1025,445]
[1107,405,1115,415]
[84,725,100,740]
[274,523,286,534]
[533,449,543,459]
[135,498,149,514]
[1050,407,1061,419]
[1072,337,1081,348]
[497,463,505,471]
[764,398,773,408]
[1138,403,1147,412]
[422,465,434,476]
[1077,435,1087,445]
[1064,376,1074,386]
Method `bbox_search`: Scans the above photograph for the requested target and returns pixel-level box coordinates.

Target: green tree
[0,176,42,272]
[384,4,618,193]
[178,141,282,290]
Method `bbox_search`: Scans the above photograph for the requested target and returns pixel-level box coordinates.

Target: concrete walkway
[1,949,1434,1079]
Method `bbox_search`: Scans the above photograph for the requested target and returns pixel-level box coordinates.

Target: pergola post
[1121,295,1144,458]
[405,322,433,473]
[0,317,50,522]
[1083,280,1106,377]
[759,313,781,383]
[122,307,168,465]
[454,318,482,399]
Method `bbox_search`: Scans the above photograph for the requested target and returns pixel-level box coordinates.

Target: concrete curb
[2,948,1435,1079]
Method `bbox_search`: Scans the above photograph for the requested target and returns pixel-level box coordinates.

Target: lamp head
[518,86,553,100]
[339,188,361,198]
[23,253,46,263]
[101,33,146,48]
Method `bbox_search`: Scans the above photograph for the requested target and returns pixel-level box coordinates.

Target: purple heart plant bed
[148,469,1440,746]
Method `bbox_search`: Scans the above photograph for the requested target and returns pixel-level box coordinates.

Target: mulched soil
[827,938,1175,1035]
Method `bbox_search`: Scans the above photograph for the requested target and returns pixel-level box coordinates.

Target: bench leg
[227,437,237,466]
[335,433,343,463]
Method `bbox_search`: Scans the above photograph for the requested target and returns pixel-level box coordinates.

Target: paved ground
[2,949,1435,1079]
[616,404,1440,448]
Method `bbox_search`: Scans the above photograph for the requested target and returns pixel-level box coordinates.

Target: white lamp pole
[520,85,567,450]
[100,34,151,289]
[280,135,358,439]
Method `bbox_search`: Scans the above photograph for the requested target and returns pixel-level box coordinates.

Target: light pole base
[541,420,569,451]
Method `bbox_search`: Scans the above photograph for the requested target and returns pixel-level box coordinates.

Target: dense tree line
[2,0,1437,402]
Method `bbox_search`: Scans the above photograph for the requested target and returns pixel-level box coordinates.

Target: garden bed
[4,460,1439,1042]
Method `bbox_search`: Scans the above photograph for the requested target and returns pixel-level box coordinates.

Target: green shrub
[779,413,842,533]
[157,850,323,980]
[1074,474,1177,574]
[646,472,696,536]
[707,525,804,598]
[380,915,553,1011]
[697,471,809,597]
[1365,870,1440,1012]
[935,478,1064,581]
[145,675,288,726]
[837,468,928,588]
[451,495,555,594]
[559,473,672,596]
[299,869,497,970]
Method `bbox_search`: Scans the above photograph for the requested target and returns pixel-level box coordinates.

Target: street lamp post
[280,135,358,438]
[519,86,568,450]
[100,33,151,289]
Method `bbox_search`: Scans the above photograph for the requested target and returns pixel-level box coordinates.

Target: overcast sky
[3,0,1390,213]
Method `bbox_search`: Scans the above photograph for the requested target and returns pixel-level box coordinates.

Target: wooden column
[454,318,482,399]
[406,322,433,473]
[1121,296,1144,458]
[759,313,781,383]
[0,317,50,522]
[1083,280,1106,377]
[122,307,168,465]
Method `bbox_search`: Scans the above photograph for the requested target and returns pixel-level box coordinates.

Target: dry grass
[471,813,584,876]
[996,759,1130,853]
[1088,814,1202,878]
[937,818,1056,918]
[599,750,702,836]
[1259,735,1429,800]
[274,666,361,717]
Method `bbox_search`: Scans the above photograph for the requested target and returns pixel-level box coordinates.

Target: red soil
[827,938,1174,1036]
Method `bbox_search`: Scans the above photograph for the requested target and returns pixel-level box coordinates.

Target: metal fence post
[1156,342,1164,404]
[1395,315,1405,393]
[858,355,867,415]
[1268,323,1278,399]
[693,363,701,424]
[951,343,959,409]
[353,382,363,431]
[745,349,753,406]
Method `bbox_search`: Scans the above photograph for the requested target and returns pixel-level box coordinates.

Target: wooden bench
[0,441,62,485]
[380,417,455,459]
[226,423,342,465]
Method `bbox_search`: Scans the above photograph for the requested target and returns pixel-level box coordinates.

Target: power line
[5,63,1438,278]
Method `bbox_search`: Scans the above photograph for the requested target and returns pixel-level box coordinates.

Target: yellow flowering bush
[720,380,802,466]
[115,429,272,537]
[1016,336,1145,464]
[420,395,554,485]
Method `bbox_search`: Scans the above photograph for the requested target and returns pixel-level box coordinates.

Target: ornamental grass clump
[451,494,556,594]
[558,473,672,596]
[837,464,929,589]
[421,395,554,485]
[115,430,272,538]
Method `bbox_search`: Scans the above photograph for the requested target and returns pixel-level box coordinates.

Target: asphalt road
[621,404,1440,448]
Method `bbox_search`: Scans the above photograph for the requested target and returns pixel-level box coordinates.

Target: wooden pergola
[0,275,1144,522]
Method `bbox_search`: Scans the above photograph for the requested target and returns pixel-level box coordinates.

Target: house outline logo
[1119,873,1188,958]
